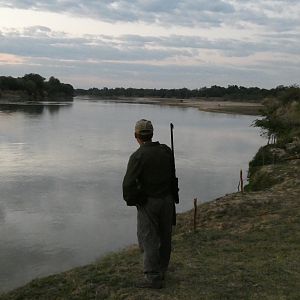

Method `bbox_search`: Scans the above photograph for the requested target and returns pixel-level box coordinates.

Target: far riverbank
[0,91,73,102]
[83,96,264,115]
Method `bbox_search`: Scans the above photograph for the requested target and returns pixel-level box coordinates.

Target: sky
[0,0,299,89]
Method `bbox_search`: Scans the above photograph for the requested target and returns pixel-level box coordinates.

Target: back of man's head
[135,119,153,141]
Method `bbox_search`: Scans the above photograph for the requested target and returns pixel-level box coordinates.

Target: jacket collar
[140,141,160,147]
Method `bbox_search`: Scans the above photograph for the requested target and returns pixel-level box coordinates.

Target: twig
[193,198,198,232]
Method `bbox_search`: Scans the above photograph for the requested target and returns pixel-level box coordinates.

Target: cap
[135,119,153,135]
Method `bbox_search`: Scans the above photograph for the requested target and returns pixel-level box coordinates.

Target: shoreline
[0,95,263,115]
[0,91,73,102]
[78,96,264,116]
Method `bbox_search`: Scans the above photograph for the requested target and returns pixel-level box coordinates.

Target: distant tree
[23,80,37,96]
[0,76,22,90]
[61,83,74,97]
[45,77,58,95]
[23,74,45,89]
[22,73,45,98]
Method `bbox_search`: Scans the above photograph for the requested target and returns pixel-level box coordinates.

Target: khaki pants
[137,194,174,281]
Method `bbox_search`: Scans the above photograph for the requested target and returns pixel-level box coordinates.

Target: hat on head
[135,119,153,136]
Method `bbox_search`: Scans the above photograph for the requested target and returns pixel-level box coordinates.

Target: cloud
[1,26,299,67]
[1,26,299,88]
[0,29,193,63]
[0,0,299,31]
[229,0,300,31]
[0,0,299,89]
[0,0,236,27]
[4,52,297,89]
[23,26,52,35]
[0,52,25,64]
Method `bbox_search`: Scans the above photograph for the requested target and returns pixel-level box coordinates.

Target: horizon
[0,1,299,89]
[2,73,295,91]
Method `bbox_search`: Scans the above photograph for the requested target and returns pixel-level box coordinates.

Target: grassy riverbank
[1,156,299,299]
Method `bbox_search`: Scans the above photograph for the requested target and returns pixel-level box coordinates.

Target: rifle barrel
[170,123,174,156]
[170,122,179,204]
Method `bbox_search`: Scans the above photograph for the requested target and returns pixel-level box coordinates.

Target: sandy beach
[99,97,264,115]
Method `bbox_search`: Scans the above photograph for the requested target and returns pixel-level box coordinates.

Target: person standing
[122,119,176,289]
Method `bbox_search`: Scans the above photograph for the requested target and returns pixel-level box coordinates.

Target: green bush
[245,167,282,191]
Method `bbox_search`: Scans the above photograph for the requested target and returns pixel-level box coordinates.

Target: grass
[1,160,299,299]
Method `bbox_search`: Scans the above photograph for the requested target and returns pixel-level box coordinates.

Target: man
[122,119,175,289]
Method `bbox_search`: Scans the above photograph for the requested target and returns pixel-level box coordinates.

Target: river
[0,97,265,292]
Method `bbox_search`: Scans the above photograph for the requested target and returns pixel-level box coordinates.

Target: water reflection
[0,102,72,116]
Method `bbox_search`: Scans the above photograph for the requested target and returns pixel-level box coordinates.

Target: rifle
[170,123,179,204]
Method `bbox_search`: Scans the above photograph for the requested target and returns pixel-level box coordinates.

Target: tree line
[0,74,74,100]
[75,85,293,101]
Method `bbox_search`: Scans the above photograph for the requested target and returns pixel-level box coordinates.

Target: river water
[0,97,265,292]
